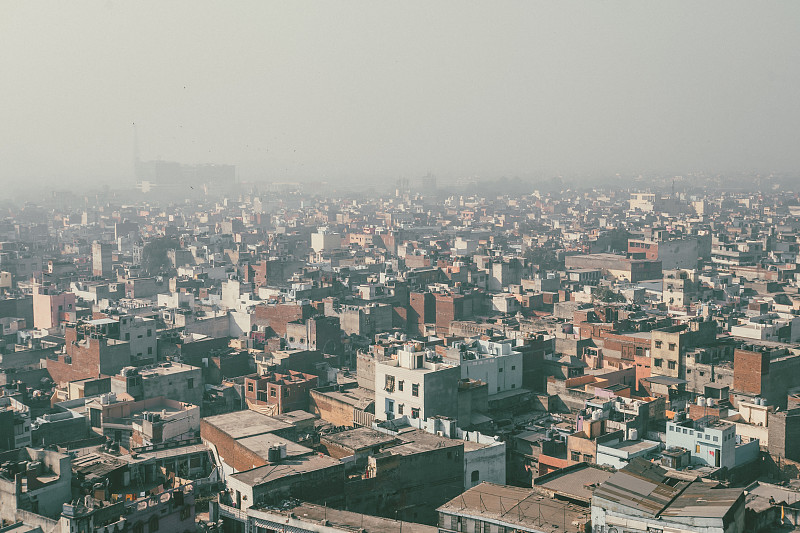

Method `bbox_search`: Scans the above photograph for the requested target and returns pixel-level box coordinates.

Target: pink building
[32,286,76,330]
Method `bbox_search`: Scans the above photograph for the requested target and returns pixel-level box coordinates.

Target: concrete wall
[464,442,506,489]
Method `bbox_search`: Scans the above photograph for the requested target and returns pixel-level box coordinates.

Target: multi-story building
[81,315,158,363]
[629,237,700,270]
[650,318,716,380]
[243,370,318,414]
[666,414,759,469]
[111,362,203,406]
[375,343,460,421]
[0,447,72,523]
[32,286,75,330]
[0,394,32,450]
[443,338,523,396]
[592,459,746,533]
[91,241,113,277]
[662,268,699,309]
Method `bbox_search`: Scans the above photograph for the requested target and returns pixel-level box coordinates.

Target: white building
[375,344,460,422]
[445,338,523,396]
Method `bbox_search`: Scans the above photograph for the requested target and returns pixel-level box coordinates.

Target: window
[511,365,516,370]
[187,378,194,389]
[412,384,419,397]
[583,454,593,462]
[411,407,420,419]
[398,380,404,392]
[655,340,662,349]
[713,436,718,442]
[696,444,700,453]
[149,516,159,532]
[147,329,152,337]
[654,358,663,367]
[499,367,503,373]
[147,347,153,355]
[125,333,130,340]
[247,382,254,392]
[270,388,277,397]
[471,470,480,482]
[385,375,395,392]
[668,361,676,370]
[669,343,676,351]
[398,404,404,415]
[571,451,581,462]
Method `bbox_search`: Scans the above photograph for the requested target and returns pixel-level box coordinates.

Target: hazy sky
[1,1,799,187]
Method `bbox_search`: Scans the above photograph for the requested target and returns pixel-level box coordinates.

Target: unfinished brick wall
[733,349,769,395]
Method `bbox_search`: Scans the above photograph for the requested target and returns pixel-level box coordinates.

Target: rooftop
[202,410,293,440]
[313,386,375,410]
[534,463,613,503]
[251,501,438,533]
[321,427,397,452]
[437,482,590,533]
[230,453,342,487]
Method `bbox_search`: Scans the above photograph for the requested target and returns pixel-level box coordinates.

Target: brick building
[47,325,131,385]
[243,370,318,414]
[253,302,315,337]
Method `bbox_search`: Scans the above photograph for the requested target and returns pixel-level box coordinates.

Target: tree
[592,286,626,303]
[141,237,179,275]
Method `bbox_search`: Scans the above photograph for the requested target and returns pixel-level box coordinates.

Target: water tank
[267,445,281,463]
[754,397,761,406]
[107,392,116,403]
[278,443,288,459]
[628,428,639,441]
[706,398,715,408]
[697,397,706,407]
[592,410,601,421]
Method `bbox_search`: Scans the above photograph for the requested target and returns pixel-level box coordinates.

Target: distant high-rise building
[92,241,113,278]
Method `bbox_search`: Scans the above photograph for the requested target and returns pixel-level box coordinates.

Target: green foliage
[141,237,179,275]
[524,246,564,271]
[592,286,626,303]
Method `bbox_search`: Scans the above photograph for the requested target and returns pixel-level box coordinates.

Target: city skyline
[2,1,800,190]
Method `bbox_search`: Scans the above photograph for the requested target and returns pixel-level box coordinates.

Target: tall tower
[92,241,113,278]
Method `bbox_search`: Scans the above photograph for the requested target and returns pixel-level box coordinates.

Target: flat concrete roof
[312,386,376,410]
[600,439,661,454]
[202,410,292,440]
[249,502,438,533]
[534,463,614,503]
[236,434,311,461]
[320,427,397,452]
[230,453,342,487]
[437,482,589,533]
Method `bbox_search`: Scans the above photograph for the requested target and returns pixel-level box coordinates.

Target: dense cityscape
[0,171,799,533]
